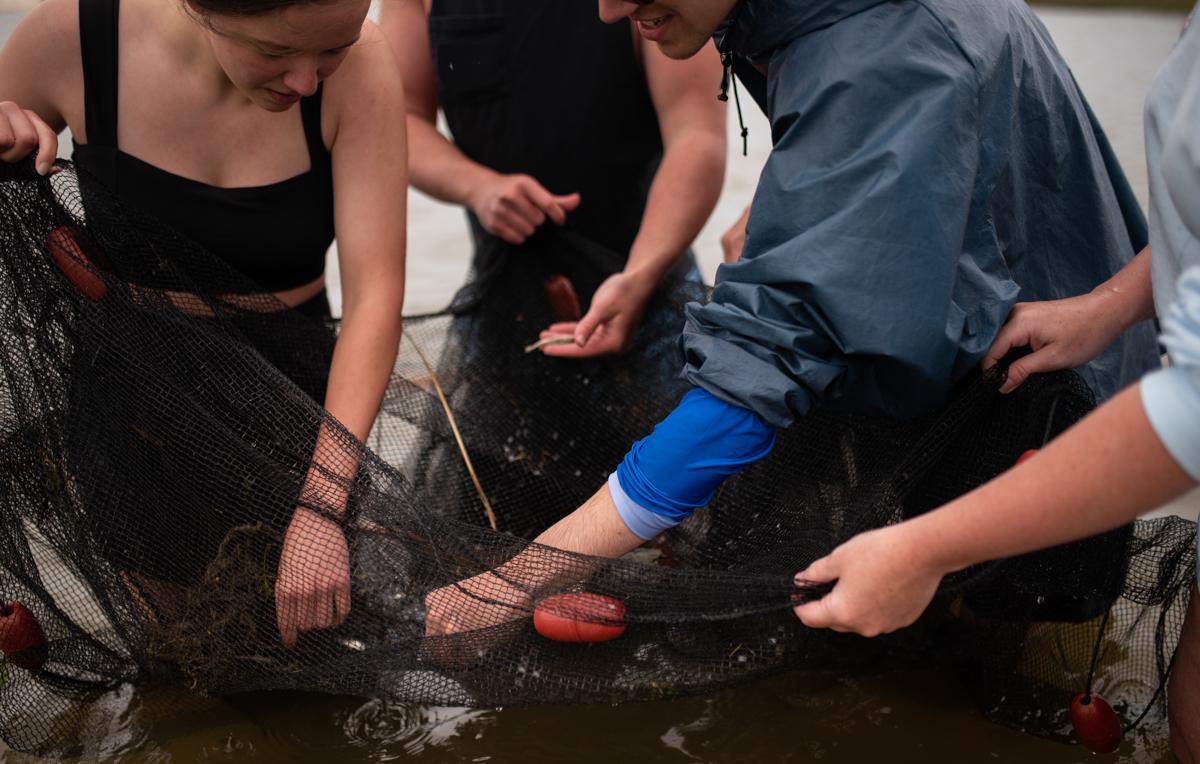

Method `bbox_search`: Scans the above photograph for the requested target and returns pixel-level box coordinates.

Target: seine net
[0,162,1193,757]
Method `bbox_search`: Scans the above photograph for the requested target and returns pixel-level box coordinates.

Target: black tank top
[429,0,663,260]
[71,0,335,293]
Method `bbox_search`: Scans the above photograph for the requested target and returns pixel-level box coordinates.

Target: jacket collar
[716,0,893,62]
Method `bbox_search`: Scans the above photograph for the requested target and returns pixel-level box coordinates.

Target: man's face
[597,0,739,59]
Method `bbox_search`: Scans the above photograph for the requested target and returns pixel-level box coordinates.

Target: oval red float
[1070,692,1121,754]
[0,601,48,672]
[47,226,107,302]
[1015,448,1039,466]
[533,593,626,643]
[542,275,582,322]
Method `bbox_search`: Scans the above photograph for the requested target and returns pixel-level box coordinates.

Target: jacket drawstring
[718,50,749,157]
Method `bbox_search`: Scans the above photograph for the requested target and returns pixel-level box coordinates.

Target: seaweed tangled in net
[0,161,1192,757]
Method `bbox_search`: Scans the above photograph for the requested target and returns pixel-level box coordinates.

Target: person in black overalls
[380,0,726,357]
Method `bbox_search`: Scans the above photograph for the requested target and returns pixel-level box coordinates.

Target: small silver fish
[523,336,575,354]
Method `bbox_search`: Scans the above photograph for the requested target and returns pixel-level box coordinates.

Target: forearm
[1089,245,1156,327]
[426,393,772,632]
[300,299,404,512]
[461,485,641,600]
[422,483,642,637]
[912,383,1195,575]
[489,388,774,563]
[405,114,495,207]
[533,484,643,558]
[624,128,725,284]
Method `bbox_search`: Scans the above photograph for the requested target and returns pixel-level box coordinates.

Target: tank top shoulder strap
[78,0,120,148]
[299,85,330,170]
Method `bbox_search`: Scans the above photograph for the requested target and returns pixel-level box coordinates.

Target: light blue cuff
[1141,367,1200,483]
[608,472,679,541]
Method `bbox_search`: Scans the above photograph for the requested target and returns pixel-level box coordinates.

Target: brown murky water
[0,662,1176,763]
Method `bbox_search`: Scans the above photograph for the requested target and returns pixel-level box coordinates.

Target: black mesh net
[0,161,1193,757]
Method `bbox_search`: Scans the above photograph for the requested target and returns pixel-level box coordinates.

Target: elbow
[663,132,726,208]
[695,132,728,176]
[342,289,405,333]
[666,128,726,170]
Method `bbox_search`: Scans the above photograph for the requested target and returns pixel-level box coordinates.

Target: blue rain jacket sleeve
[683,7,1012,428]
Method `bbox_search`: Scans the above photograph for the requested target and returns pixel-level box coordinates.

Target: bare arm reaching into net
[424,388,775,636]
[424,487,642,636]
[275,25,409,648]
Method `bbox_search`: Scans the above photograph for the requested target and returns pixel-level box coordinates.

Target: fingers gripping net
[0,162,1192,756]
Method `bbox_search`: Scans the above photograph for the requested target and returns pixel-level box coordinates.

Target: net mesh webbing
[0,161,1193,757]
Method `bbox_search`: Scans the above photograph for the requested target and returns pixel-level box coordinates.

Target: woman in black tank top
[0,0,408,647]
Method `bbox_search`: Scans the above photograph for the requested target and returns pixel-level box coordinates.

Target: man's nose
[597,0,641,25]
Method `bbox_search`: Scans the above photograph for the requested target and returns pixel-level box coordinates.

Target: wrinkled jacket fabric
[682,0,1160,428]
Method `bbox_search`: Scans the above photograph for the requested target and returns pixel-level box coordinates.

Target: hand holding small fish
[536,270,656,358]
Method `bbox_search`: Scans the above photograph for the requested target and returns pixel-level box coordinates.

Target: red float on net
[0,602,48,672]
[47,226,107,302]
[533,593,627,643]
[1070,692,1122,754]
[542,275,582,323]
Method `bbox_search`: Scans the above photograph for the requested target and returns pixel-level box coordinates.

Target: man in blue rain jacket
[424,0,1162,633]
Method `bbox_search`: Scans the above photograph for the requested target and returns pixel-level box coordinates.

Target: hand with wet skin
[276,507,352,647]
[424,569,532,637]
[538,269,657,358]
[792,524,945,637]
[465,171,581,246]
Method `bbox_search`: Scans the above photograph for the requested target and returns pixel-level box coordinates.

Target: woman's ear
[181,0,208,26]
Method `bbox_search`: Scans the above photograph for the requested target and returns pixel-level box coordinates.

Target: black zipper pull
[719,50,733,102]
[718,50,749,157]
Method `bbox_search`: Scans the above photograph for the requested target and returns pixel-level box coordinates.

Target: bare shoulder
[320,21,405,144]
[6,0,81,52]
[0,0,85,128]
[327,22,406,108]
